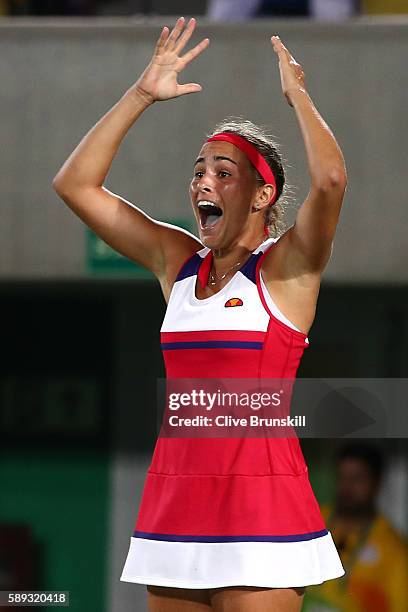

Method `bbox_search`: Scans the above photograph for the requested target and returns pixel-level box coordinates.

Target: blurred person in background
[207,0,358,21]
[304,442,408,612]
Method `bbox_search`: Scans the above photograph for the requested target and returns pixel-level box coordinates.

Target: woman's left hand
[271,36,306,107]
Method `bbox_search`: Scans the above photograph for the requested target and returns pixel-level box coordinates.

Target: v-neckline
[193,238,274,303]
[193,249,242,303]
[197,249,213,290]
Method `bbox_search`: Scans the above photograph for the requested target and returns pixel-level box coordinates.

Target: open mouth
[197,200,223,229]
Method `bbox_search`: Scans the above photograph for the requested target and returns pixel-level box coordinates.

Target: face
[335,458,379,516]
[189,141,273,250]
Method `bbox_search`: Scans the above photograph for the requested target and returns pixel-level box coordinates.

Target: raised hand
[271,36,306,107]
[133,16,210,103]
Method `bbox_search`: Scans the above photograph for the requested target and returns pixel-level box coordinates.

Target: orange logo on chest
[224,298,244,308]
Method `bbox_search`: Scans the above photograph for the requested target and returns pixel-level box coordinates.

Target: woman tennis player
[53,16,347,612]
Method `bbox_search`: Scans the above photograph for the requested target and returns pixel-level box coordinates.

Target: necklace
[208,259,244,287]
[208,237,266,288]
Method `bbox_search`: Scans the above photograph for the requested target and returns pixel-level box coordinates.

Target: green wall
[0,449,110,612]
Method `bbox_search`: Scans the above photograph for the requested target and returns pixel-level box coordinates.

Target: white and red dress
[120,237,345,588]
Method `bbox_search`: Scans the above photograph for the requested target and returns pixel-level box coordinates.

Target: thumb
[176,83,203,96]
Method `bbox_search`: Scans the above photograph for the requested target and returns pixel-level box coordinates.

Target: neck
[212,232,268,262]
[207,233,268,289]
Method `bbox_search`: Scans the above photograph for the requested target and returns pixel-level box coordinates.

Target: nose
[197,177,215,195]
[196,168,218,192]
[199,185,213,195]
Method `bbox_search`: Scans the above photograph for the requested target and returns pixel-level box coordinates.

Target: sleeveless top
[133,237,328,540]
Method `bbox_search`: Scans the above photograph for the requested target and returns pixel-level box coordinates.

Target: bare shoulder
[262,227,323,285]
[260,227,323,335]
[158,222,203,302]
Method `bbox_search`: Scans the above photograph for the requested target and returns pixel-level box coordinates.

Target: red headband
[206,132,278,206]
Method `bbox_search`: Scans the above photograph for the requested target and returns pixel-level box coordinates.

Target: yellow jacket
[303,505,408,612]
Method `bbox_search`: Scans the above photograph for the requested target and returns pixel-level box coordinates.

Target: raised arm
[264,36,347,280]
[53,17,209,299]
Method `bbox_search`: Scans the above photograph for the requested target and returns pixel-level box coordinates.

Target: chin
[199,232,223,250]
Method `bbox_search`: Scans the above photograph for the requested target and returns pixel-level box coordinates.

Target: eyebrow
[194,155,238,167]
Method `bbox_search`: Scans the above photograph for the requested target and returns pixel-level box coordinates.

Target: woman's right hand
[132,16,210,104]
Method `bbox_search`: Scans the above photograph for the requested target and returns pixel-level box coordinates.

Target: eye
[193,170,231,178]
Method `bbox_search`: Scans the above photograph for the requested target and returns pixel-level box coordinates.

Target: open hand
[271,36,306,107]
[133,16,210,103]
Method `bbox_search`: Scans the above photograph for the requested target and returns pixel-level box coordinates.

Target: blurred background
[0,1,407,611]
[1,0,408,17]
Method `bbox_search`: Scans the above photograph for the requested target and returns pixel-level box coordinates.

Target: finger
[271,35,291,61]
[166,16,186,50]
[155,25,169,54]
[176,82,203,96]
[271,35,287,51]
[179,37,210,68]
[272,40,290,61]
[173,17,196,55]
